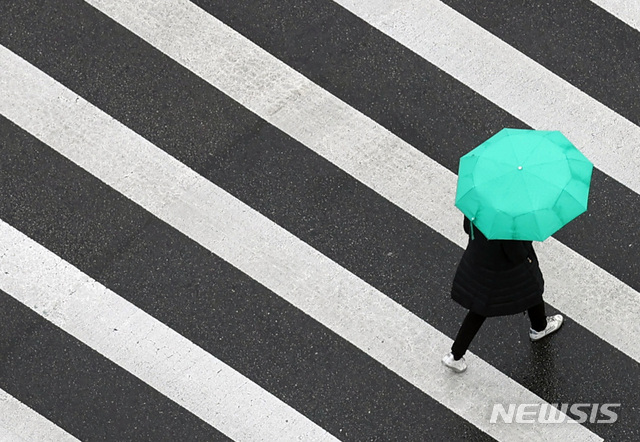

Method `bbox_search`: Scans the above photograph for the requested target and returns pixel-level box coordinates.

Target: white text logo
[490,403,620,424]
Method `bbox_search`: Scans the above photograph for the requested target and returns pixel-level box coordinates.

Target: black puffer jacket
[451,217,544,317]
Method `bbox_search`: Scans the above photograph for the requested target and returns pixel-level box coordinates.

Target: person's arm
[463,216,470,235]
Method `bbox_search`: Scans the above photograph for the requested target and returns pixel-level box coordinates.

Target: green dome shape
[455,128,593,241]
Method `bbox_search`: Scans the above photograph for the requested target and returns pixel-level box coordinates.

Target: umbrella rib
[455,185,477,206]
[515,210,543,241]
[553,186,589,214]
[520,134,548,166]
[475,170,519,198]
[521,173,566,211]
[522,158,567,168]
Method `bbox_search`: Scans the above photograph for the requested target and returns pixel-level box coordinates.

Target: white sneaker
[529,314,564,341]
[442,353,467,373]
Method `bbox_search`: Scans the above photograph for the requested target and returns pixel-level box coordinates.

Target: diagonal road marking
[0,43,601,442]
[75,0,640,364]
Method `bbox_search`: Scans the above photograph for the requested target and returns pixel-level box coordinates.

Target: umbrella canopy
[455,128,593,241]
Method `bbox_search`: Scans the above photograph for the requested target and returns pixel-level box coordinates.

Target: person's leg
[528,302,564,341]
[451,310,486,360]
[527,302,547,332]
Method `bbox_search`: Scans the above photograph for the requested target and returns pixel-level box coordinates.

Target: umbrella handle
[470,217,475,240]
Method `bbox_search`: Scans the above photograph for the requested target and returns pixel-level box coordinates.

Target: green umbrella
[455,128,593,241]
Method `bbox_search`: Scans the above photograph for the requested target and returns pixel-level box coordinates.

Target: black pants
[451,302,547,360]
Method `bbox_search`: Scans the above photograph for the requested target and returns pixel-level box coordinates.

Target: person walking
[442,217,563,373]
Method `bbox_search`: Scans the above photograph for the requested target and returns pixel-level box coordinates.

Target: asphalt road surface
[1,1,639,441]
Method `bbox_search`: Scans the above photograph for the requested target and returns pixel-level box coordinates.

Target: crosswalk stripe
[590,0,640,30]
[76,0,640,365]
[1,113,494,442]
[0,286,230,441]
[185,0,640,302]
[328,0,640,197]
[0,219,338,442]
[0,44,601,442]
[3,1,637,305]
[3,1,639,439]
[438,0,640,126]
[0,4,503,435]
[0,389,80,442]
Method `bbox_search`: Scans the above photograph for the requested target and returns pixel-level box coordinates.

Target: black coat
[451,217,544,317]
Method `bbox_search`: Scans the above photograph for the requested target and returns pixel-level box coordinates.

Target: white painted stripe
[329,0,640,196]
[0,220,338,442]
[0,46,600,442]
[590,0,640,31]
[0,389,80,442]
[79,0,640,364]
